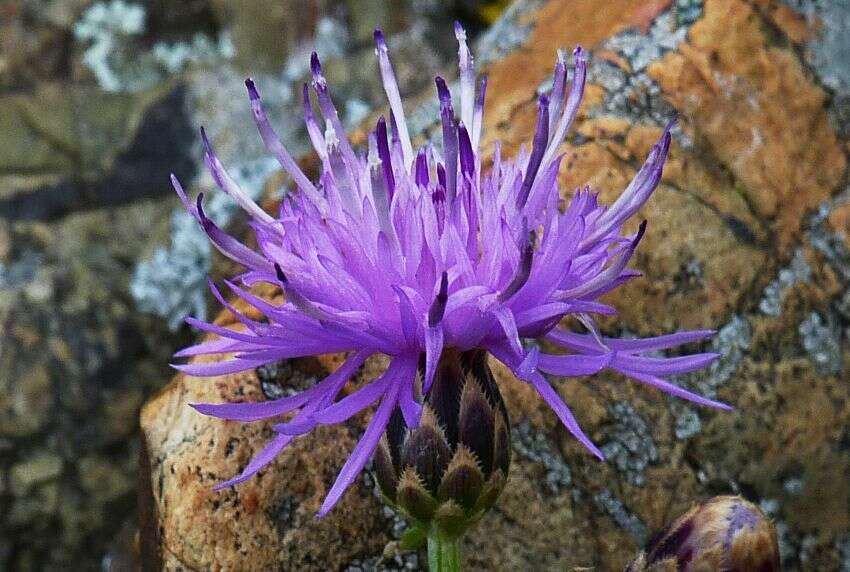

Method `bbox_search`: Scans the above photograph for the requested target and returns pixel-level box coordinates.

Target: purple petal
[213,433,293,490]
[174,337,244,358]
[245,79,320,202]
[312,375,388,425]
[172,358,269,377]
[317,366,402,516]
[200,127,275,225]
[423,325,444,395]
[528,371,604,460]
[537,351,614,376]
[374,29,414,167]
[617,369,733,410]
[192,393,310,422]
[613,353,721,376]
[191,350,369,421]
[516,94,549,207]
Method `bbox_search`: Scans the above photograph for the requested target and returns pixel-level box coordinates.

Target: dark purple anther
[516,94,549,207]
[428,272,449,327]
[435,76,458,205]
[195,193,208,225]
[245,78,260,100]
[458,122,475,179]
[415,148,430,187]
[436,163,447,190]
[374,28,386,49]
[389,111,400,145]
[310,52,322,78]
[633,220,648,247]
[274,263,289,285]
[548,56,566,133]
[376,116,396,199]
[499,225,536,302]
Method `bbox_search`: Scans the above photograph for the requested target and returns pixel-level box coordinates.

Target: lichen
[512,420,572,492]
[798,311,842,375]
[593,489,648,544]
[600,402,658,487]
[73,0,232,93]
[759,248,812,316]
[130,157,278,329]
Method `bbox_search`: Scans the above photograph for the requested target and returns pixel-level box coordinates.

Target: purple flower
[626,495,780,571]
[173,25,726,516]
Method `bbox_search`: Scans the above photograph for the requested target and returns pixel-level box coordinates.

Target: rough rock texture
[140,0,850,570]
[0,2,459,570]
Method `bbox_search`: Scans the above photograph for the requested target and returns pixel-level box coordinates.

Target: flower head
[375,349,510,541]
[174,24,726,516]
[627,495,780,571]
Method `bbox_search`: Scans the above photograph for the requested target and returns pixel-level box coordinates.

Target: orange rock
[827,201,850,248]
[140,0,849,568]
[648,0,846,247]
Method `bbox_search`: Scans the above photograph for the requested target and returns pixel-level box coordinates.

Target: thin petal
[617,369,733,410]
[528,372,604,460]
[213,433,292,490]
[317,368,402,516]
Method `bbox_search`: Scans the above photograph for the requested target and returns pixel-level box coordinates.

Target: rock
[10,452,63,495]
[0,361,51,438]
[78,455,134,502]
[138,0,849,570]
[648,0,846,247]
[140,321,390,570]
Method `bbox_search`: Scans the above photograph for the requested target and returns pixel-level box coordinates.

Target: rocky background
[2,0,850,570]
[0,1,471,569]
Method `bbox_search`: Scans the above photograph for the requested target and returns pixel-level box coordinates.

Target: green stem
[427,531,461,572]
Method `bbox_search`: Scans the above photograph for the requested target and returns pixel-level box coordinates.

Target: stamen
[200,126,276,225]
[302,83,326,159]
[516,94,549,208]
[472,74,488,150]
[548,51,567,136]
[454,21,475,130]
[310,52,358,174]
[415,148,430,188]
[376,116,396,200]
[245,79,319,201]
[374,29,414,168]
[428,272,449,326]
[435,77,458,205]
[498,224,536,302]
[458,122,475,180]
[540,46,587,171]
[368,132,392,235]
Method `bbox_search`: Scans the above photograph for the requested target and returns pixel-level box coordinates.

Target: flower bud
[626,495,780,572]
[374,349,511,542]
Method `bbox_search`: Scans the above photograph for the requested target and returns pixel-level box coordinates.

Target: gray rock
[512,420,573,492]
[759,248,812,316]
[593,489,648,544]
[601,402,659,486]
[798,311,843,376]
[10,452,63,495]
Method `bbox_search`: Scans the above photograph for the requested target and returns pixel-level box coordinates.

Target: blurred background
[1,0,850,570]
[0,1,496,568]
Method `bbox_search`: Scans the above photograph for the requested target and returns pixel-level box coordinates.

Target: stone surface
[140,318,392,570]
[143,0,850,569]
[1,2,461,570]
